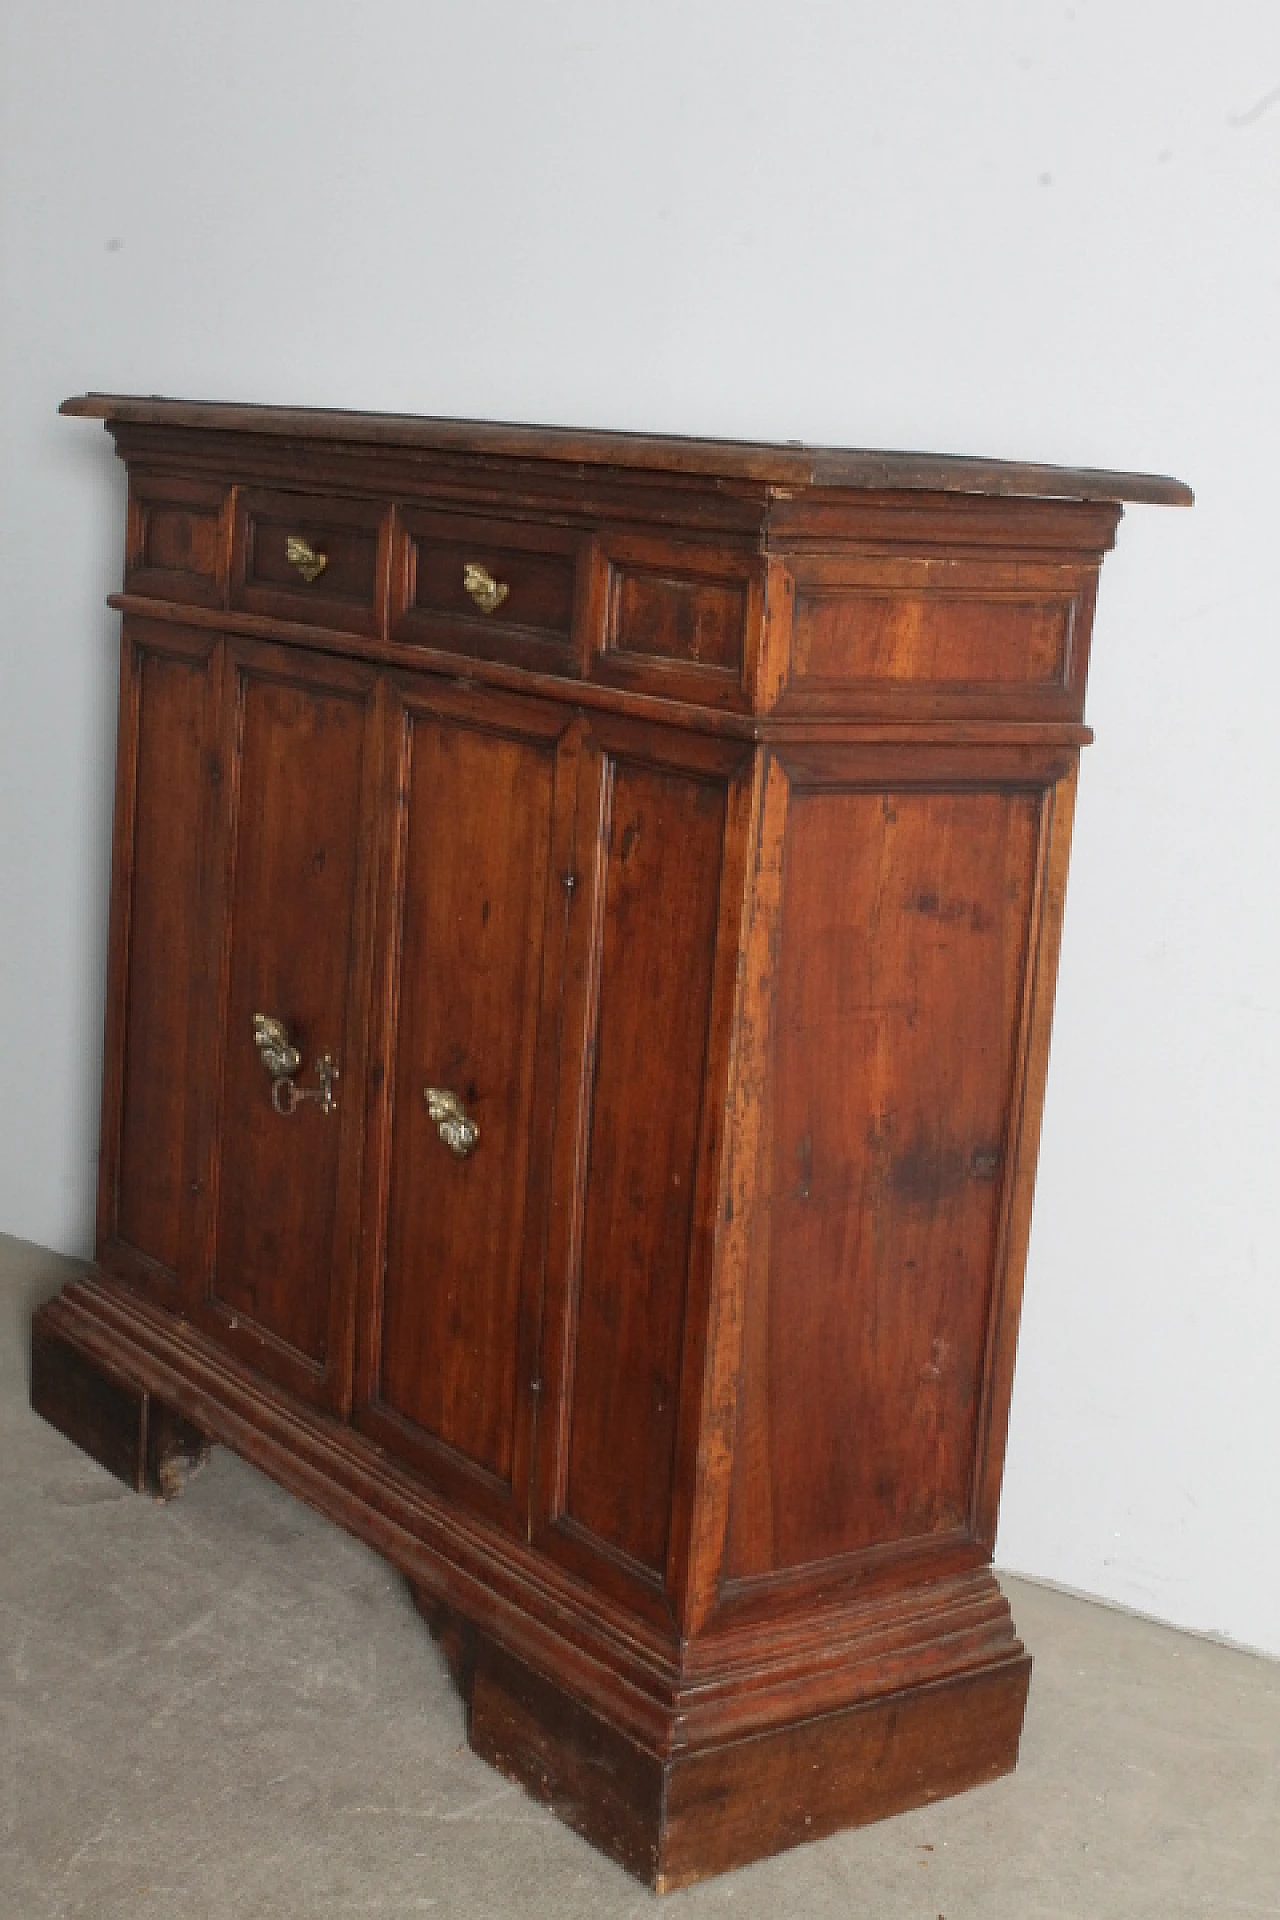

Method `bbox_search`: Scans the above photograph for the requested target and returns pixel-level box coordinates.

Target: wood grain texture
[191,641,382,1410]
[355,685,569,1526]
[96,621,218,1309]
[726,778,1043,1586]
[392,506,586,677]
[62,393,1193,504]
[537,730,737,1595]
[656,1653,1031,1890]
[125,471,229,608]
[591,532,765,713]
[970,764,1080,1547]
[232,487,391,638]
[413,1589,1030,1891]
[36,396,1183,1887]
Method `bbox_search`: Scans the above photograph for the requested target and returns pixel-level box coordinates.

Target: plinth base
[412,1584,1029,1890]
[32,1274,1032,1890]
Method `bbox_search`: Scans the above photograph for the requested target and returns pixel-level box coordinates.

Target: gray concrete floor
[2,1232,1277,1920]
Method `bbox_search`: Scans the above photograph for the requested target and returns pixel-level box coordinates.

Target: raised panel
[356,688,572,1524]
[725,778,1043,1587]
[779,555,1092,720]
[200,645,378,1404]
[107,630,215,1282]
[541,744,731,1591]
[609,569,744,672]
[591,534,760,710]
[146,505,220,577]
[125,474,227,607]
[794,590,1071,685]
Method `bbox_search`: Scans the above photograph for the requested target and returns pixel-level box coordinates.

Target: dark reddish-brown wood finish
[354,682,573,1531]
[35,396,1189,1889]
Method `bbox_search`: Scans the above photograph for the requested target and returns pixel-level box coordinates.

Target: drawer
[392,508,585,672]
[231,489,389,637]
[125,472,229,608]
[778,554,1089,718]
[591,534,761,709]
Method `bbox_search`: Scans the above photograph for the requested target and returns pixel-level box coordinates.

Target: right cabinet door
[353,681,578,1537]
[530,718,753,1624]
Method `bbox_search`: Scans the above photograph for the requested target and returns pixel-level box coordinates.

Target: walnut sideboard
[33,395,1190,1889]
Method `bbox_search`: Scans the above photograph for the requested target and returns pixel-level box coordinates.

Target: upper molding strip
[60,394,1193,507]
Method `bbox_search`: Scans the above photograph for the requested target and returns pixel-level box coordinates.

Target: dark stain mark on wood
[889,1144,968,1206]
[795,1133,813,1201]
[906,888,993,934]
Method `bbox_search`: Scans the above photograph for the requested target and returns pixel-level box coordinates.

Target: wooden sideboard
[32,395,1190,1889]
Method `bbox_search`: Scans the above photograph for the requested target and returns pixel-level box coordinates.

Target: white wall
[2,1,1276,1656]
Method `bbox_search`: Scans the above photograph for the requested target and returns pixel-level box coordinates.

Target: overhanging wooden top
[60,393,1193,507]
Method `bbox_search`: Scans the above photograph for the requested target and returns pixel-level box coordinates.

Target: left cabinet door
[187,637,382,1412]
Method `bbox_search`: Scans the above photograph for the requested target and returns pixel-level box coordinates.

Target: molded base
[32,1276,1032,1888]
[412,1585,1030,1890]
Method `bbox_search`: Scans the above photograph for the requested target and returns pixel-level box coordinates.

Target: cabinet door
[96,620,218,1303]
[189,639,381,1411]
[353,682,578,1536]
[531,718,753,1622]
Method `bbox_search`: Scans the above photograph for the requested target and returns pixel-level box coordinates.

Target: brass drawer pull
[285,534,327,583]
[424,1085,479,1157]
[253,1014,339,1116]
[462,562,508,614]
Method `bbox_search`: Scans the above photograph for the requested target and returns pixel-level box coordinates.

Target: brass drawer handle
[424,1086,479,1158]
[285,534,327,584]
[462,562,508,614]
[253,1014,339,1116]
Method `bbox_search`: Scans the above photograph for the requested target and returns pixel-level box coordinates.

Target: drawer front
[392,508,584,672]
[778,555,1092,718]
[232,489,389,636]
[591,534,760,709]
[125,473,229,607]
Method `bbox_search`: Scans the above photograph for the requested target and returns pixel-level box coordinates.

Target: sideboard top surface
[60,394,1193,508]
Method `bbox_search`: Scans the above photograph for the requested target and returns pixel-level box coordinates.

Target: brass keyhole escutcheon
[424,1086,479,1158]
[286,534,327,584]
[253,1014,339,1115]
[462,562,508,614]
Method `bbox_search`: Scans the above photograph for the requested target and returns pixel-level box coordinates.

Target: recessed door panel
[198,642,379,1407]
[355,687,572,1527]
[534,726,743,1611]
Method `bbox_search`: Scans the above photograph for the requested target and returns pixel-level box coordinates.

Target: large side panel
[726,778,1042,1583]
